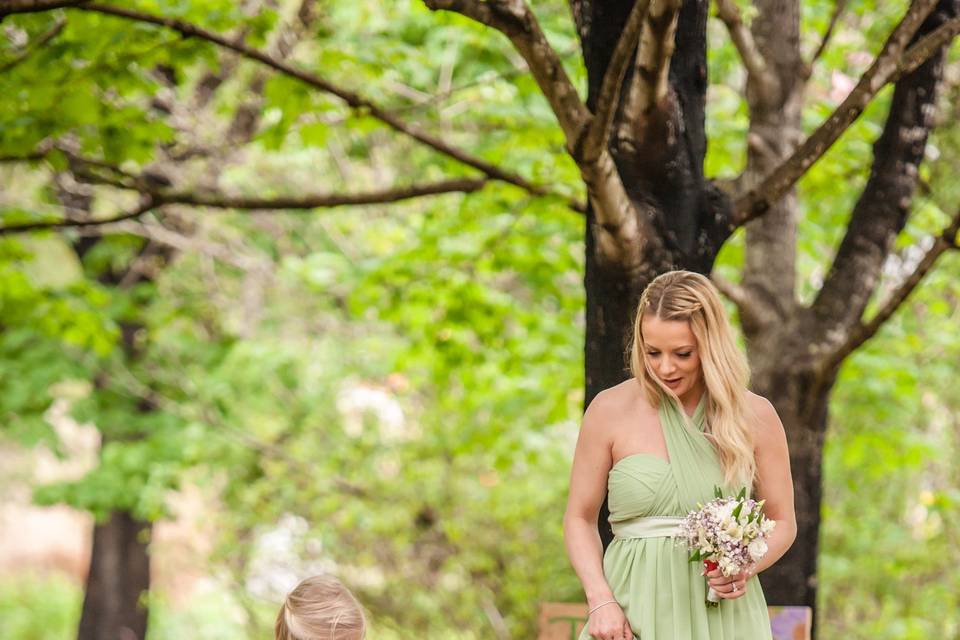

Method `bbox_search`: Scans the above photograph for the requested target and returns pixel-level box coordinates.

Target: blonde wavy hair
[275,575,366,640]
[628,270,757,490]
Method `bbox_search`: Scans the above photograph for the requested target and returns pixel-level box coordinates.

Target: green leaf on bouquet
[732,502,743,519]
[714,486,723,499]
[736,486,747,501]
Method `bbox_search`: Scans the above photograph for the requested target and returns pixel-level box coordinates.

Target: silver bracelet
[588,599,617,616]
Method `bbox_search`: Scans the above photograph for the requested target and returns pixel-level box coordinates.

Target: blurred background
[0,0,958,638]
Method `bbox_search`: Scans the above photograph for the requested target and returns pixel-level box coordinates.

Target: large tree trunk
[578,0,729,547]
[757,379,830,630]
[78,511,152,640]
[747,319,835,629]
[60,182,168,640]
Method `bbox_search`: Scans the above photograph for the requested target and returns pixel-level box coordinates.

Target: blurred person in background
[275,574,366,640]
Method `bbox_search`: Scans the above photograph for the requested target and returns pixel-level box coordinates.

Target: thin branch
[0,197,157,234]
[714,0,779,104]
[424,0,656,264]
[732,0,942,226]
[423,0,590,142]
[0,0,85,16]
[579,0,651,162]
[0,138,54,163]
[64,3,582,212]
[820,210,960,374]
[710,272,769,329]
[804,0,847,77]
[0,151,46,163]
[0,16,65,73]
[98,216,269,273]
[224,0,321,143]
[144,178,490,210]
[0,178,491,234]
[191,0,264,109]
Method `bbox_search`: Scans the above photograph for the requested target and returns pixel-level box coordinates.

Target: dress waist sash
[611,516,684,539]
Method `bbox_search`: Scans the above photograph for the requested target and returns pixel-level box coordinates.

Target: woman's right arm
[563,392,631,639]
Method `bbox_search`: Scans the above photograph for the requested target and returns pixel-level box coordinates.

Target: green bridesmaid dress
[580,392,773,640]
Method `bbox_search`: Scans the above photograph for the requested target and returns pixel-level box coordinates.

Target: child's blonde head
[275,575,366,640]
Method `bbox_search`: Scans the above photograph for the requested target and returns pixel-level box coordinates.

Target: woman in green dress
[564,271,797,640]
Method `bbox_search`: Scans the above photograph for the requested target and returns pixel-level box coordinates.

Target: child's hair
[275,574,366,640]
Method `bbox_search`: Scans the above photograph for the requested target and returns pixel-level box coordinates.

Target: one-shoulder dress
[579,393,773,640]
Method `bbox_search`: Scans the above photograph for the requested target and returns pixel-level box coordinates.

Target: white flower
[716,502,736,521]
[725,521,743,539]
[718,556,737,576]
[748,538,768,561]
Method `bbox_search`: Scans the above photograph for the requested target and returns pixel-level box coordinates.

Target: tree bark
[754,366,831,632]
[575,0,725,546]
[59,178,167,640]
[78,511,152,640]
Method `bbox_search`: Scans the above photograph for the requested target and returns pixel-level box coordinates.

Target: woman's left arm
[747,393,797,575]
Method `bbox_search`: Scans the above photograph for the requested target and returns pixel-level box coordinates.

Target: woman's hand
[587,600,633,640]
[705,563,756,600]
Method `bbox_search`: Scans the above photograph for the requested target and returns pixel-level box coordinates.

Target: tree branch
[423,0,590,142]
[710,272,771,330]
[51,2,583,212]
[0,178,491,234]
[0,197,157,235]
[714,0,779,104]
[190,0,264,109]
[0,15,64,72]
[804,0,847,77]
[619,0,682,141]
[892,13,960,80]
[224,0,321,143]
[579,0,651,163]
[807,0,957,344]
[0,0,85,16]
[732,0,942,226]
[145,178,490,210]
[819,210,960,374]
[424,0,659,265]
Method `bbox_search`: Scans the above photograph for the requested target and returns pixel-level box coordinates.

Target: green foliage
[818,252,960,639]
[0,575,81,640]
[0,0,957,638]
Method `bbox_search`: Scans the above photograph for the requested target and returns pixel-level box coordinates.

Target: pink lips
[664,378,682,387]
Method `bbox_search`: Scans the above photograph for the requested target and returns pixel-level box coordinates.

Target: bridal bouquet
[676,487,776,607]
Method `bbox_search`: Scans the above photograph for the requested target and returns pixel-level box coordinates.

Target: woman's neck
[678,383,705,417]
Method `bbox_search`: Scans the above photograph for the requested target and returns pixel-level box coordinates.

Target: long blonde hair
[275,575,366,640]
[628,270,757,490]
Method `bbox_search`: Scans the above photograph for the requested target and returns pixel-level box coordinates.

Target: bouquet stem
[704,559,720,607]
[705,584,720,607]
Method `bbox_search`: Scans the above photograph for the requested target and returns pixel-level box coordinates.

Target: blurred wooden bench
[537,602,811,640]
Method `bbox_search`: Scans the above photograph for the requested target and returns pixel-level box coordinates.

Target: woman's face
[640,315,704,401]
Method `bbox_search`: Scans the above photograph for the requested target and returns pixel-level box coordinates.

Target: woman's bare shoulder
[745,391,785,442]
[745,390,777,419]
[585,379,647,422]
